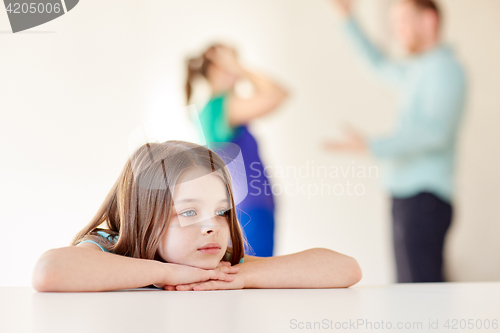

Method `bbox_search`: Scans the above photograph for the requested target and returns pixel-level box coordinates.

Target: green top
[198,94,235,146]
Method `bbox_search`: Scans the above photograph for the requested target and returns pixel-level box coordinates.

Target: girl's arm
[242,254,265,263]
[32,243,237,292]
[241,248,362,289]
[173,248,361,291]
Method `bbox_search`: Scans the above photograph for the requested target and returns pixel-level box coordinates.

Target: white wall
[1,0,499,287]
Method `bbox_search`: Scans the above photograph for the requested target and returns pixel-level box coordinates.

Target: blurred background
[1,0,499,286]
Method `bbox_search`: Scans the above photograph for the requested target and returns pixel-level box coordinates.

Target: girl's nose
[201,217,221,235]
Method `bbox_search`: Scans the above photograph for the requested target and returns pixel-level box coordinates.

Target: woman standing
[185,44,288,257]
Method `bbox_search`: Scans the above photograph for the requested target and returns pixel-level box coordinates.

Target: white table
[1,282,499,333]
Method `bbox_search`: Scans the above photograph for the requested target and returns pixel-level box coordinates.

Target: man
[325,0,467,282]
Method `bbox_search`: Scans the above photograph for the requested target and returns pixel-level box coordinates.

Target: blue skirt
[224,125,276,257]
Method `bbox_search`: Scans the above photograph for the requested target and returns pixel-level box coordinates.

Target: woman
[185,44,288,257]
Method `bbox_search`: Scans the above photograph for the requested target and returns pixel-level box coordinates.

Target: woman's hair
[71,140,246,266]
[185,43,236,104]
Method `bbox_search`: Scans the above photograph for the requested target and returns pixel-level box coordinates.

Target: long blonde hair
[71,140,246,266]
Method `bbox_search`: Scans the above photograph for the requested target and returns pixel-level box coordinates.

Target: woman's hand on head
[162,261,244,291]
[153,261,239,290]
[205,45,243,77]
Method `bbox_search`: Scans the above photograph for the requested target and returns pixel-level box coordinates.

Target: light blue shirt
[78,231,245,263]
[78,230,116,252]
[343,18,467,203]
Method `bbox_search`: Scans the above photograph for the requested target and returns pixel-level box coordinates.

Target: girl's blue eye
[216,209,228,216]
[180,210,196,217]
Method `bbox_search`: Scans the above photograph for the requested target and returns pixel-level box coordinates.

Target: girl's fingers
[223,273,236,282]
[193,282,213,291]
[176,282,202,291]
[193,280,225,291]
[209,270,235,282]
[217,265,239,274]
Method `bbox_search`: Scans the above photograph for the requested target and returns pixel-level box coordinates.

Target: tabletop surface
[1,282,499,333]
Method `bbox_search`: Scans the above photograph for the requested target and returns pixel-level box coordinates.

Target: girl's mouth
[197,247,221,254]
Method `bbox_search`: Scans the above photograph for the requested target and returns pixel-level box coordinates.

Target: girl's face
[158,167,231,269]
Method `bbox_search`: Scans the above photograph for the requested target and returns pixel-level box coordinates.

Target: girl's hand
[153,261,238,290]
[168,263,245,291]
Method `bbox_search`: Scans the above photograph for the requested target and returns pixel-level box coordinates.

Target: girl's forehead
[177,167,224,183]
[172,168,228,201]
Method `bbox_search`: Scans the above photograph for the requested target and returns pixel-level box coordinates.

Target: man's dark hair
[408,0,441,21]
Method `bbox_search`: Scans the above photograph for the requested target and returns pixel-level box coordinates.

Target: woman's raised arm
[227,69,288,127]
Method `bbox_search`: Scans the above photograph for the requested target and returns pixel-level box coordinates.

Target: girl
[32,141,361,292]
[186,44,287,257]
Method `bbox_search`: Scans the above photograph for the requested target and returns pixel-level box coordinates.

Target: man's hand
[323,123,368,154]
[329,0,354,18]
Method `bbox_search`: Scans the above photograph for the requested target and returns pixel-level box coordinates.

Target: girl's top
[77,230,244,263]
[198,93,275,210]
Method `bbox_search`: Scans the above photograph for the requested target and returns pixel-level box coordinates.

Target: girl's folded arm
[242,254,265,263]
[240,248,362,289]
[32,243,168,292]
